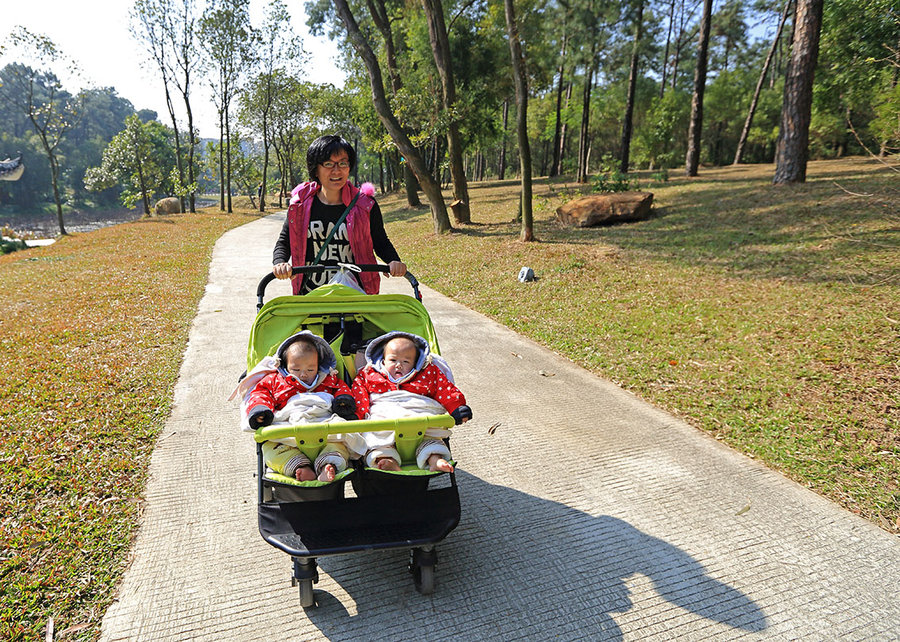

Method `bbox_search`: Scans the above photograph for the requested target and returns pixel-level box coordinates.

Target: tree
[421,0,471,223]
[773,0,824,184]
[332,0,452,233]
[734,0,792,164]
[240,0,298,212]
[504,0,533,241]
[168,0,200,212]
[131,0,187,211]
[0,29,83,235]
[130,0,200,213]
[363,0,422,206]
[84,115,175,215]
[620,0,645,173]
[201,0,256,213]
[62,86,137,206]
[684,0,712,176]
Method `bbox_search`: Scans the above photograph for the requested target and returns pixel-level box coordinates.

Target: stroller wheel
[298,579,316,608]
[413,563,434,595]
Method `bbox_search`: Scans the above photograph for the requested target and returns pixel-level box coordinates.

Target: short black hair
[306,135,356,181]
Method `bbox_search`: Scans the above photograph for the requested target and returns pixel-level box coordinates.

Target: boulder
[154,197,182,216]
[556,192,653,227]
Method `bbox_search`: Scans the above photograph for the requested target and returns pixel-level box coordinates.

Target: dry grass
[0,207,262,641]
[382,157,899,533]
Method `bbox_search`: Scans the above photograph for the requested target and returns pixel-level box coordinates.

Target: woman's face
[316,150,351,190]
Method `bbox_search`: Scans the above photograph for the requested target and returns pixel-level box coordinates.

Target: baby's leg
[263,441,313,479]
[295,466,317,481]
[374,456,401,471]
[315,443,350,482]
[364,445,402,470]
[426,453,454,473]
[415,438,453,471]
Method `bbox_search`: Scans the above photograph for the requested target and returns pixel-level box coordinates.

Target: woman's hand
[272,262,293,280]
[387,260,407,277]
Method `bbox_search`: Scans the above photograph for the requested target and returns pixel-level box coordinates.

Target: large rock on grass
[154,197,182,216]
[556,192,653,227]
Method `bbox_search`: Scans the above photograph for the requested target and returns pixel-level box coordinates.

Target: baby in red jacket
[245,331,357,482]
[350,332,472,473]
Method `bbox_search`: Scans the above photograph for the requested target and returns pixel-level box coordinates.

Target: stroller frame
[249,265,461,607]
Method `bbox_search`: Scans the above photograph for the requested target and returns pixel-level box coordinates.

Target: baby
[244,331,357,482]
[350,331,472,473]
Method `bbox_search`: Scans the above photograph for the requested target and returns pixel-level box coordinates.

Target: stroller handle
[256,264,422,310]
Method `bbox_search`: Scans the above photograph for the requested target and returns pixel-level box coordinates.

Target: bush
[591,154,635,193]
[1,227,28,255]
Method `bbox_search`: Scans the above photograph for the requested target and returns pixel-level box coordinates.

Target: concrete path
[100,214,900,641]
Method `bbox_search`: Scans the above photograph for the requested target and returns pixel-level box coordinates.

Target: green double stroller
[245,265,461,608]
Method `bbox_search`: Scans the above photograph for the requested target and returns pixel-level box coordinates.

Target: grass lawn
[0,205,263,641]
[0,159,896,639]
[382,157,898,535]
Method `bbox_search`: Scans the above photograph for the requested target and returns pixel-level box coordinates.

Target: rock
[154,197,182,216]
[556,192,653,227]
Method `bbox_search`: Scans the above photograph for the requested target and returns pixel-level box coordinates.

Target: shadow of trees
[304,472,767,639]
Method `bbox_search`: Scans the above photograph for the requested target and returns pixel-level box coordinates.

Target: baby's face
[286,351,319,385]
[383,339,417,379]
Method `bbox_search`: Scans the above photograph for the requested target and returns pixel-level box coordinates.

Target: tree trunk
[660,0,675,97]
[685,0,713,176]
[559,82,572,175]
[135,147,151,216]
[577,60,595,184]
[225,88,233,213]
[333,0,451,232]
[218,109,225,210]
[734,0,793,165]
[369,0,422,207]
[550,31,567,177]
[504,0,533,241]
[620,0,644,174]
[182,92,197,213]
[499,99,509,180]
[49,155,66,235]
[773,0,824,184]
[422,0,470,223]
[162,85,186,212]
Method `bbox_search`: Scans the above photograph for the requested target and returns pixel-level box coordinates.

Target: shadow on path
[301,471,767,639]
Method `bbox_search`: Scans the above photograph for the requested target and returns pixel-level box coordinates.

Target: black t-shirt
[273,197,401,294]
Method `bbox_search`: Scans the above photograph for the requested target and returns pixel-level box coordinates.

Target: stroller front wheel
[298,579,316,608]
[413,564,434,595]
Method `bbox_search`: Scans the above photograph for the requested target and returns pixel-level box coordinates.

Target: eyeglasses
[320,161,350,169]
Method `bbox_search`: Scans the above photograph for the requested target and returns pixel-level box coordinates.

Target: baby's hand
[249,408,274,428]
[332,394,357,421]
[450,405,472,425]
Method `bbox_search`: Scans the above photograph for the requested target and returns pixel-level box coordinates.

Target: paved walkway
[100,214,899,641]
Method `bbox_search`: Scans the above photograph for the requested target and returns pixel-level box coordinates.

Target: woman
[272,135,407,295]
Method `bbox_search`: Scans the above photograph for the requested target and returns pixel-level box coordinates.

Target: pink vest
[287,181,380,295]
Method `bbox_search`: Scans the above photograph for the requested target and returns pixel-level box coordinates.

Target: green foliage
[632,90,690,169]
[0,235,27,255]
[84,115,177,211]
[870,83,900,154]
[591,154,634,193]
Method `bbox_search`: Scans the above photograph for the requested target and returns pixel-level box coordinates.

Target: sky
[1,0,347,139]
